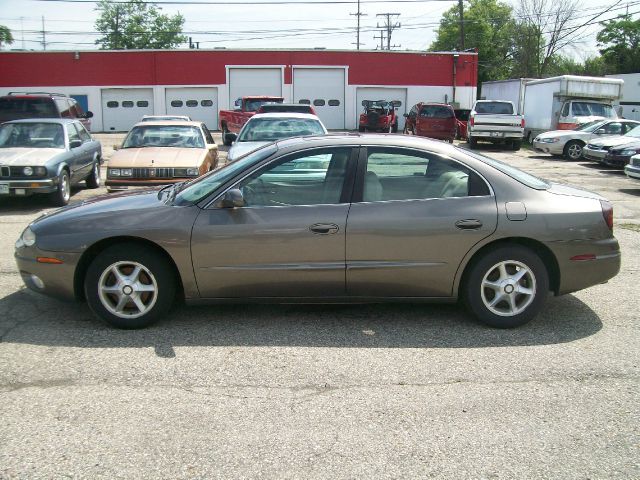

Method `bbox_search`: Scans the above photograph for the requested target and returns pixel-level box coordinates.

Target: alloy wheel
[480,260,536,317]
[98,261,158,319]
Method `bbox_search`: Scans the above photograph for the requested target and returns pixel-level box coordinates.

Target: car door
[71,122,94,178]
[346,146,497,297]
[191,146,357,298]
[65,123,86,182]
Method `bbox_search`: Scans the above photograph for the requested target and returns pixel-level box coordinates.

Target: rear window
[462,149,550,190]
[0,97,58,120]
[475,102,514,115]
[419,105,454,118]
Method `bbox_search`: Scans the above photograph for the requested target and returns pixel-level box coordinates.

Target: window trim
[203,146,359,210]
[353,145,494,204]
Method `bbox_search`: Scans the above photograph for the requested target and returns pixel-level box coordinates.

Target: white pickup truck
[467,100,524,151]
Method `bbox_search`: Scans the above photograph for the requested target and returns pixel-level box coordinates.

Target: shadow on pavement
[0,288,603,356]
[618,188,640,196]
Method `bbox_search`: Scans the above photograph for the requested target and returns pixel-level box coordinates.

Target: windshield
[575,120,607,132]
[420,105,454,118]
[0,122,64,148]
[625,125,640,138]
[572,102,615,118]
[175,144,278,205]
[122,125,205,148]
[475,102,514,115]
[461,149,550,190]
[237,118,325,142]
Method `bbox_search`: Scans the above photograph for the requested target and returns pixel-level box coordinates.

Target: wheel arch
[456,237,561,297]
[73,236,185,302]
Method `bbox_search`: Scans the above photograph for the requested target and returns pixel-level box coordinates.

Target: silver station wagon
[15,135,620,329]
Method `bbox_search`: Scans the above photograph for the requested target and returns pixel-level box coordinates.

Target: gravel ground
[0,135,638,479]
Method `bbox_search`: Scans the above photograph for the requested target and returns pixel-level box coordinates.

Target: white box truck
[522,75,624,142]
[606,72,640,121]
[480,78,533,114]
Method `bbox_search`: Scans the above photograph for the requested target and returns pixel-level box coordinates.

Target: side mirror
[226,132,238,143]
[69,139,82,148]
[391,100,402,108]
[83,111,94,119]
[594,129,607,135]
[234,98,242,107]
[221,188,245,208]
[403,113,409,118]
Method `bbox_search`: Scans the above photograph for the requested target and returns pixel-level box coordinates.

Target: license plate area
[490,131,503,137]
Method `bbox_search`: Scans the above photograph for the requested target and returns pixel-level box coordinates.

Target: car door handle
[310,223,339,235]
[455,219,483,230]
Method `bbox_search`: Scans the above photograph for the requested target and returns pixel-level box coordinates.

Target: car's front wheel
[86,161,101,188]
[50,169,70,206]
[564,140,584,160]
[85,244,176,329]
[463,245,549,328]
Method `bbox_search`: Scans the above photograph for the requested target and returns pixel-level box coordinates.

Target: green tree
[0,25,14,49]
[95,0,187,50]
[430,0,516,85]
[597,14,640,74]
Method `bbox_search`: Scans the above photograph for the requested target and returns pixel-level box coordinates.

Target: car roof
[2,118,77,125]
[249,112,322,120]
[131,120,203,127]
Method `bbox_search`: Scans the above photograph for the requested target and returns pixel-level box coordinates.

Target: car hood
[0,148,64,166]
[109,147,205,168]
[227,141,270,161]
[609,140,640,152]
[588,135,640,148]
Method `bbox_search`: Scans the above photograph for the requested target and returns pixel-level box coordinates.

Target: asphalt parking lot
[1,134,639,478]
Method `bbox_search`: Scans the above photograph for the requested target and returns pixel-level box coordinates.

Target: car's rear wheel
[468,137,477,149]
[564,140,584,160]
[86,161,100,188]
[391,122,398,133]
[50,170,70,206]
[511,140,521,151]
[358,126,365,132]
[85,244,176,329]
[463,245,549,328]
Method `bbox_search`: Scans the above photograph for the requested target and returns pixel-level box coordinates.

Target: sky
[0,0,637,58]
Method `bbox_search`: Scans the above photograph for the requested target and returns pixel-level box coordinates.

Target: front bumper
[0,177,58,196]
[15,245,82,302]
[624,164,640,179]
[532,140,564,155]
[601,154,631,169]
[106,177,194,189]
[583,148,606,162]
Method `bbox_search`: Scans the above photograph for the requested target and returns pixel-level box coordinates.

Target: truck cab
[219,96,284,145]
[557,99,618,130]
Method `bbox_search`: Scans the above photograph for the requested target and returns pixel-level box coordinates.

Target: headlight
[174,168,199,177]
[23,166,33,176]
[21,227,36,247]
[120,169,132,177]
[620,149,639,156]
[187,168,199,176]
[34,166,47,176]
[108,168,121,176]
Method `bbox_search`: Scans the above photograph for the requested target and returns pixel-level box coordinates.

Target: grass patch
[619,223,640,232]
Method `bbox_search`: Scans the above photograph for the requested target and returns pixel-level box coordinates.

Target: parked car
[219,96,284,146]
[256,103,316,115]
[0,92,94,131]
[0,119,102,205]
[358,100,400,133]
[227,113,327,162]
[404,103,457,143]
[583,124,640,163]
[467,100,524,150]
[15,134,620,330]
[105,121,218,192]
[601,141,640,168]
[533,119,640,160]
[624,154,640,180]
[454,109,470,140]
[141,115,191,122]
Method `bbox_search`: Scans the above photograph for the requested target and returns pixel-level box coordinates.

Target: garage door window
[106,101,119,108]
[137,101,149,107]
[186,100,198,107]
[313,99,325,107]
[299,99,311,105]
[201,100,214,107]
[171,100,183,108]
[122,101,134,108]
[328,100,340,106]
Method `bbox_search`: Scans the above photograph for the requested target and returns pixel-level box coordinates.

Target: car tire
[392,122,398,133]
[511,140,521,151]
[50,169,71,206]
[463,245,549,328]
[85,243,176,329]
[564,140,584,161]
[85,161,101,189]
[468,137,477,149]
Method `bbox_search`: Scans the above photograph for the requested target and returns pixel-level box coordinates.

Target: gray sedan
[0,118,102,205]
[15,135,620,329]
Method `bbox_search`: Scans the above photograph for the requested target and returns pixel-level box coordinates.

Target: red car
[404,103,457,143]
[358,100,400,133]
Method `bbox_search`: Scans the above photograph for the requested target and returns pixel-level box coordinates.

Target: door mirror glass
[69,139,82,148]
[221,188,245,208]
[226,132,238,143]
[594,128,607,135]
[82,111,94,119]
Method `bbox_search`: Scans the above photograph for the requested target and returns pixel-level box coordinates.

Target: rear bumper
[469,130,523,140]
[547,237,621,295]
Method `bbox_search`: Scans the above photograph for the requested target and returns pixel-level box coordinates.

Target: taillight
[521,118,525,128]
[470,116,475,127]
[600,200,613,230]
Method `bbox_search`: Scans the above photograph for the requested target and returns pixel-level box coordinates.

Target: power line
[376,13,401,50]
[350,0,367,49]
[33,0,462,4]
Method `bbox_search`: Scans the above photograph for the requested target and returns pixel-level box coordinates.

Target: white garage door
[166,87,218,130]
[228,68,282,106]
[293,68,345,130]
[101,88,154,132]
[356,87,408,130]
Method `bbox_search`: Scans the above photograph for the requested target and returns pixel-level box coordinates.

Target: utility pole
[20,17,25,50]
[458,0,464,50]
[376,13,401,50]
[41,16,46,51]
[188,37,200,49]
[373,31,386,50]
[350,0,367,50]
[114,6,121,49]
